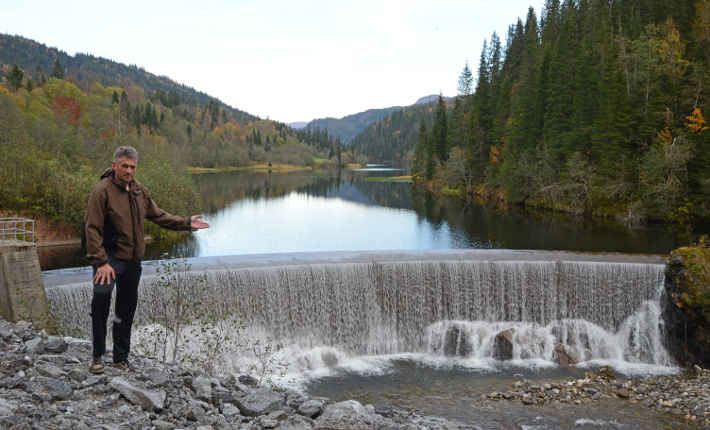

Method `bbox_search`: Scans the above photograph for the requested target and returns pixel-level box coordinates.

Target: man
[84,146,209,374]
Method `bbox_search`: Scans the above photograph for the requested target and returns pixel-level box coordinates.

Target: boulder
[109,377,166,411]
[444,324,472,357]
[297,399,325,418]
[192,376,212,401]
[31,379,73,400]
[24,337,44,354]
[235,387,285,416]
[317,400,380,428]
[494,330,514,360]
[221,403,240,419]
[44,338,68,353]
[552,344,579,367]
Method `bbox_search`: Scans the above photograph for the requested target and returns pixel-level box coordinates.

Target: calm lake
[41,167,695,270]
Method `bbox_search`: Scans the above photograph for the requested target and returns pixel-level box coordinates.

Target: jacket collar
[102,167,140,193]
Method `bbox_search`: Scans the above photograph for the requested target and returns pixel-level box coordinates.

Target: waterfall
[45,259,669,365]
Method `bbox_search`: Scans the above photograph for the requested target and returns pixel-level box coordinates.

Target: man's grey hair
[113,146,139,164]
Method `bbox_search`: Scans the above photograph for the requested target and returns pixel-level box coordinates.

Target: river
[39,167,697,271]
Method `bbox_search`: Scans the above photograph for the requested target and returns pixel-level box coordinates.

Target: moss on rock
[670,238,710,325]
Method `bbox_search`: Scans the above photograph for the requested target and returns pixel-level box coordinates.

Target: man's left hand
[190,215,210,229]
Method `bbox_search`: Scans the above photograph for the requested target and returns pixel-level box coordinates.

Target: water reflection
[41,168,695,270]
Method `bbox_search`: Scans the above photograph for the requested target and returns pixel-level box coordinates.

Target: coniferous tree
[51,59,63,79]
[7,64,24,92]
[431,93,449,161]
[412,117,428,178]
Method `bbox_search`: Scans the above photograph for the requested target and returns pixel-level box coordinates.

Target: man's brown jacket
[84,168,192,267]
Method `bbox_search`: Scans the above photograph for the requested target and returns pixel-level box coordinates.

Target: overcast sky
[2,0,543,123]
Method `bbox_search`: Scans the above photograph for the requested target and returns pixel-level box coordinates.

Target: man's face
[112,156,138,183]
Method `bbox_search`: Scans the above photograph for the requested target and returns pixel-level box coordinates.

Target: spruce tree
[51,59,63,79]
[7,64,24,92]
[431,93,449,161]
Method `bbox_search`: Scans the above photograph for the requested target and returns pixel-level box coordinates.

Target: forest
[402,0,710,225]
[0,35,347,235]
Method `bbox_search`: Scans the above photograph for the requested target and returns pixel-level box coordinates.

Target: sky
[2,0,544,124]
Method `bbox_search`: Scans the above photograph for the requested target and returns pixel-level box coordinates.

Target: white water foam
[47,259,675,381]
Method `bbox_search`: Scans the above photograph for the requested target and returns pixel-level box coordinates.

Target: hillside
[405,0,710,225]
[308,106,405,143]
[348,101,450,165]
[414,94,453,105]
[0,34,258,123]
[0,34,346,236]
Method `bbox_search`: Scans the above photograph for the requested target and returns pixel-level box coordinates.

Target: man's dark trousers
[90,254,142,363]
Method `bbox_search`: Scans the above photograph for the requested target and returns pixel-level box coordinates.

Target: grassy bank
[365,176,412,182]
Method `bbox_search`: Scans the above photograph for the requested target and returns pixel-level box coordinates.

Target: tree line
[0,40,352,234]
[408,0,710,225]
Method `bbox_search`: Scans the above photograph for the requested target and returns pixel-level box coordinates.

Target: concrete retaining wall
[0,240,48,323]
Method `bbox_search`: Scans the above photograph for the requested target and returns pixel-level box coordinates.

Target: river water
[40,167,695,270]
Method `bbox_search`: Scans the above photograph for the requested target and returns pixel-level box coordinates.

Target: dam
[43,250,672,368]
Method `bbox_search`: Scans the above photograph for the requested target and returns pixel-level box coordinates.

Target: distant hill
[414,94,453,105]
[0,33,258,122]
[348,100,455,165]
[308,106,404,143]
[307,95,451,143]
[286,121,309,130]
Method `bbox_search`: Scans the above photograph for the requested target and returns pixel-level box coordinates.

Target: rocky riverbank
[0,318,473,430]
[2,316,710,429]
[477,365,710,427]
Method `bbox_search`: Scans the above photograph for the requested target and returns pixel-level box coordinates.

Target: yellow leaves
[655,18,689,83]
[0,85,26,109]
[658,127,673,145]
[686,106,709,134]
[490,143,505,165]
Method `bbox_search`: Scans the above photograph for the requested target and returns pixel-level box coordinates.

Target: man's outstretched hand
[190,215,210,229]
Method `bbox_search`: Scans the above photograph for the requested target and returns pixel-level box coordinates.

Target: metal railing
[1,218,35,244]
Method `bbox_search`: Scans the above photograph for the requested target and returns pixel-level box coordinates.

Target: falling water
[45,259,670,366]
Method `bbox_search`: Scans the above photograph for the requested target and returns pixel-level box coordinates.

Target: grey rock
[37,354,67,366]
[0,415,26,427]
[238,374,259,387]
[221,403,240,418]
[317,400,379,428]
[193,376,212,401]
[0,327,12,341]
[235,387,285,417]
[32,379,73,400]
[493,330,514,360]
[44,338,69,353]
[68,369,90,382]
[150,371,169,386]
[321,350,339,367]
[261,418,279,428]
[279,415,317,430]
[186,400,206,421]
[82,375,107,388]
[267,411,288,421]
[0,398,17,416]
[110,377,166,411]
[152,419,175,430]
[297,399,325,418]
[39,365,67,379]
[25,337,44,354]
